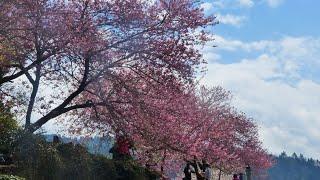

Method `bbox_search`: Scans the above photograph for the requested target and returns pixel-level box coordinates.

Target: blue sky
[200,0,320,158]
[214,0,320,41]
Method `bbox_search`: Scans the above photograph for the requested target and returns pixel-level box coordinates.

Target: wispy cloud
[207,0,254,9]
[210,35,320,77]
[211,0,285,9]
[216,13,247,27]
[265,0,285,8]
[238,0,254,8]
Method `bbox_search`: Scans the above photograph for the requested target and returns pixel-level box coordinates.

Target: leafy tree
[0,102,18,154]
[13,133,63,180]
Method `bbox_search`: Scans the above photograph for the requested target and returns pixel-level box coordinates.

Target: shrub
[11,133,160,180]
[90,155,118,180]
[0,103,18,154]
[91,156,160,180]
[56,143,92,180]
[13,133,62,180]
[0,174,25,180]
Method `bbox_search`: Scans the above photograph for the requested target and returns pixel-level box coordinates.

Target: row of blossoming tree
[0,0,272,175]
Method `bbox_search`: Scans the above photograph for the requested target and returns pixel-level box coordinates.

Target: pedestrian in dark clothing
[233,174,240,180]
[190,156,205,180]
[200,159,207,173]
[239,173,244,180]
[203,163,212,180]
[183,161,194,180]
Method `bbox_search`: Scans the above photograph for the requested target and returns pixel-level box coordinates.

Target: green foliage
[11,133,160,180]
[0,174,25,180]
[91,155,160,180]
[91,155,118,180]
[13,133,62,180]
[56,143,92,180]
[0,103,18,154]
[113,160,154,180]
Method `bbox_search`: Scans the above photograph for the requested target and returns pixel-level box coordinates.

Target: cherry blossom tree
[71,72,272,174]
[0,0,213,132]
[0,0,271,175]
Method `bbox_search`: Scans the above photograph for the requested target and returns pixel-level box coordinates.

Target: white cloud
[202,52,221,63]
[200,35,320,158]
[265,0,285,8]
[211,0,285,9]
[212,35,274,51]
[200,2,213,13]
[212,0,254,9]
[207,35,320,79]
[202,58,320,158]
[238,0,254,8]
[212,1,225,9]
[216,13,247,27]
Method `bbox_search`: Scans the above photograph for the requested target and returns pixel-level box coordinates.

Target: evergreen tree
[268,152,320,180]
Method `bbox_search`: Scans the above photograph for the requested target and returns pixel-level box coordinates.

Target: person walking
[190,156,205,180]
[233,174,240,180]
[203,163,213,180]
[183,161,194,180]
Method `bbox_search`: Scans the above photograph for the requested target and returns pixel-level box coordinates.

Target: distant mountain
[267,152,320,180]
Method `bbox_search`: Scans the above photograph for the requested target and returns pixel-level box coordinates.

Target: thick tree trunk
[25,65,41,128]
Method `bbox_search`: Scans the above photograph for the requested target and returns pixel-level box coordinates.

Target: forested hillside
[268,152,320,180]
